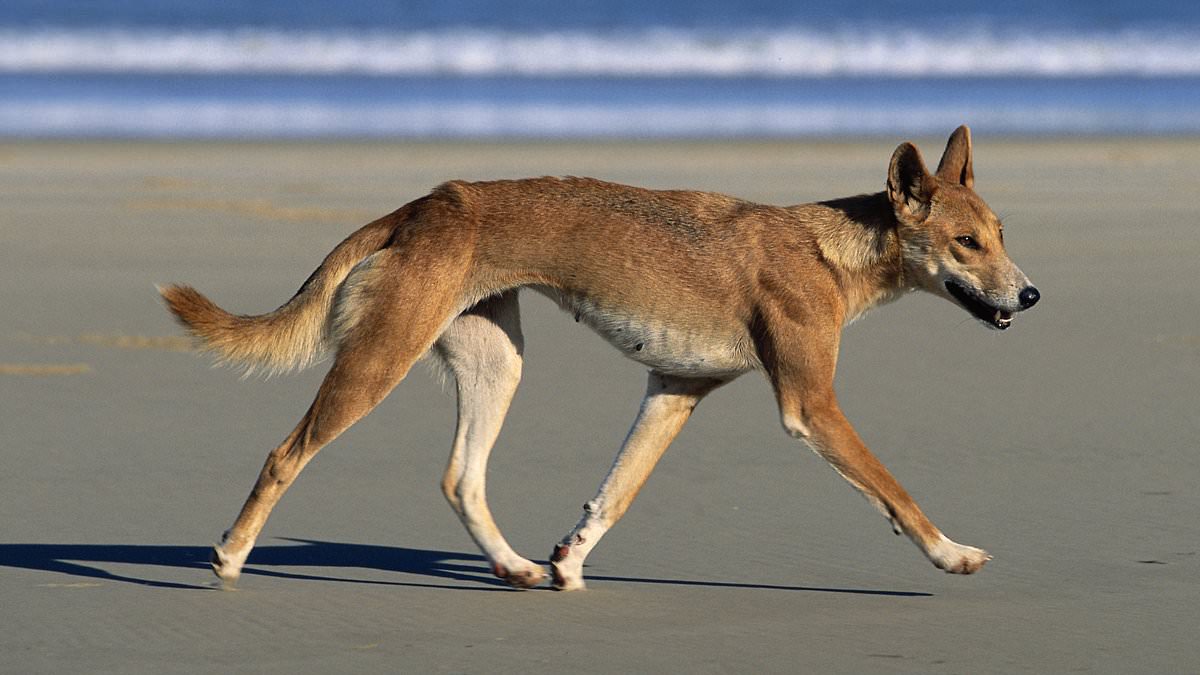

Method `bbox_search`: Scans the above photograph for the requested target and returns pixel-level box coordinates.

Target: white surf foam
[2,26,1200,77]
[3,98,1195,138]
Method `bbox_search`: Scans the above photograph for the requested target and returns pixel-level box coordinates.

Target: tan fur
[160,211,398,375]
[163,126,1038,589]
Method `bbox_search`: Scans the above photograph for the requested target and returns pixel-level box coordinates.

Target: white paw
[491,559,547,589]
[210,531,252,587]
[928,535,991,575]
[549,543,587,591]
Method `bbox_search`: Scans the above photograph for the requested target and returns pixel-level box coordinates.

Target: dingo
[161,126,1039,590]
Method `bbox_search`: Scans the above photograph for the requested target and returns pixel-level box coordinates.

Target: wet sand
[1,138,1197,673]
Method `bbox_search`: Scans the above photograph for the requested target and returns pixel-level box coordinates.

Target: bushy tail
[159,217,395,376]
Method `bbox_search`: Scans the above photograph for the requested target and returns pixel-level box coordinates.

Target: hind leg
[435,291,545,588]
[211,247,468,585]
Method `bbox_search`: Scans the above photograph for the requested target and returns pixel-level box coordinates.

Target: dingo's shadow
[0,539,931,597]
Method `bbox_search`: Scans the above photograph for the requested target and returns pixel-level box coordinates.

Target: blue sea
[3,0,1198,138]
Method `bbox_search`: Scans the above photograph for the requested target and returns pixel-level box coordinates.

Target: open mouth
[945,279,1013,330]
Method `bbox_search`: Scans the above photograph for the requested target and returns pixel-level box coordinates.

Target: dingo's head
[887,126,1040,330]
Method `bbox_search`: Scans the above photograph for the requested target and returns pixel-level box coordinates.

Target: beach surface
[1,138,1197,673]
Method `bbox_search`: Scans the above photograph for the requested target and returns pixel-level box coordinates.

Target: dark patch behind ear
[935,125,974,188]
[887,142,934,222]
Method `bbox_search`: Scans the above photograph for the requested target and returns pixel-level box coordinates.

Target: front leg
[780,395,990,574]
[761,316,990,574]
[550,372,723,590]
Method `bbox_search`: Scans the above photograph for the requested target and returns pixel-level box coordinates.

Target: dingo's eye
[955,235,981,250]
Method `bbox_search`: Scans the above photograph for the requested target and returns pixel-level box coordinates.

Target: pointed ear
[935,124,974,188]
[887,142,935,223]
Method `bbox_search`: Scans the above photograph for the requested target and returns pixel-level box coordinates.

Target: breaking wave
[3,26,1200,77]
[4,98,1197,138]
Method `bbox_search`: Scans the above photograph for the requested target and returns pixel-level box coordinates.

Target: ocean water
[2,0,1198,138]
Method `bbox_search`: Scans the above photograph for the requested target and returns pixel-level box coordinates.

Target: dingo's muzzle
[945,279,1040,330]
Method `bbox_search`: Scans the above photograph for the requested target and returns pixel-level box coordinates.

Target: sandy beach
[1,138,1197,673]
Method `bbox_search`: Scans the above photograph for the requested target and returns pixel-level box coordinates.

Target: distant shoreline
[4,73,1199,139]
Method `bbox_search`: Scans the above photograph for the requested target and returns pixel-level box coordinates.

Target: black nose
[1018,286,1040,309]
